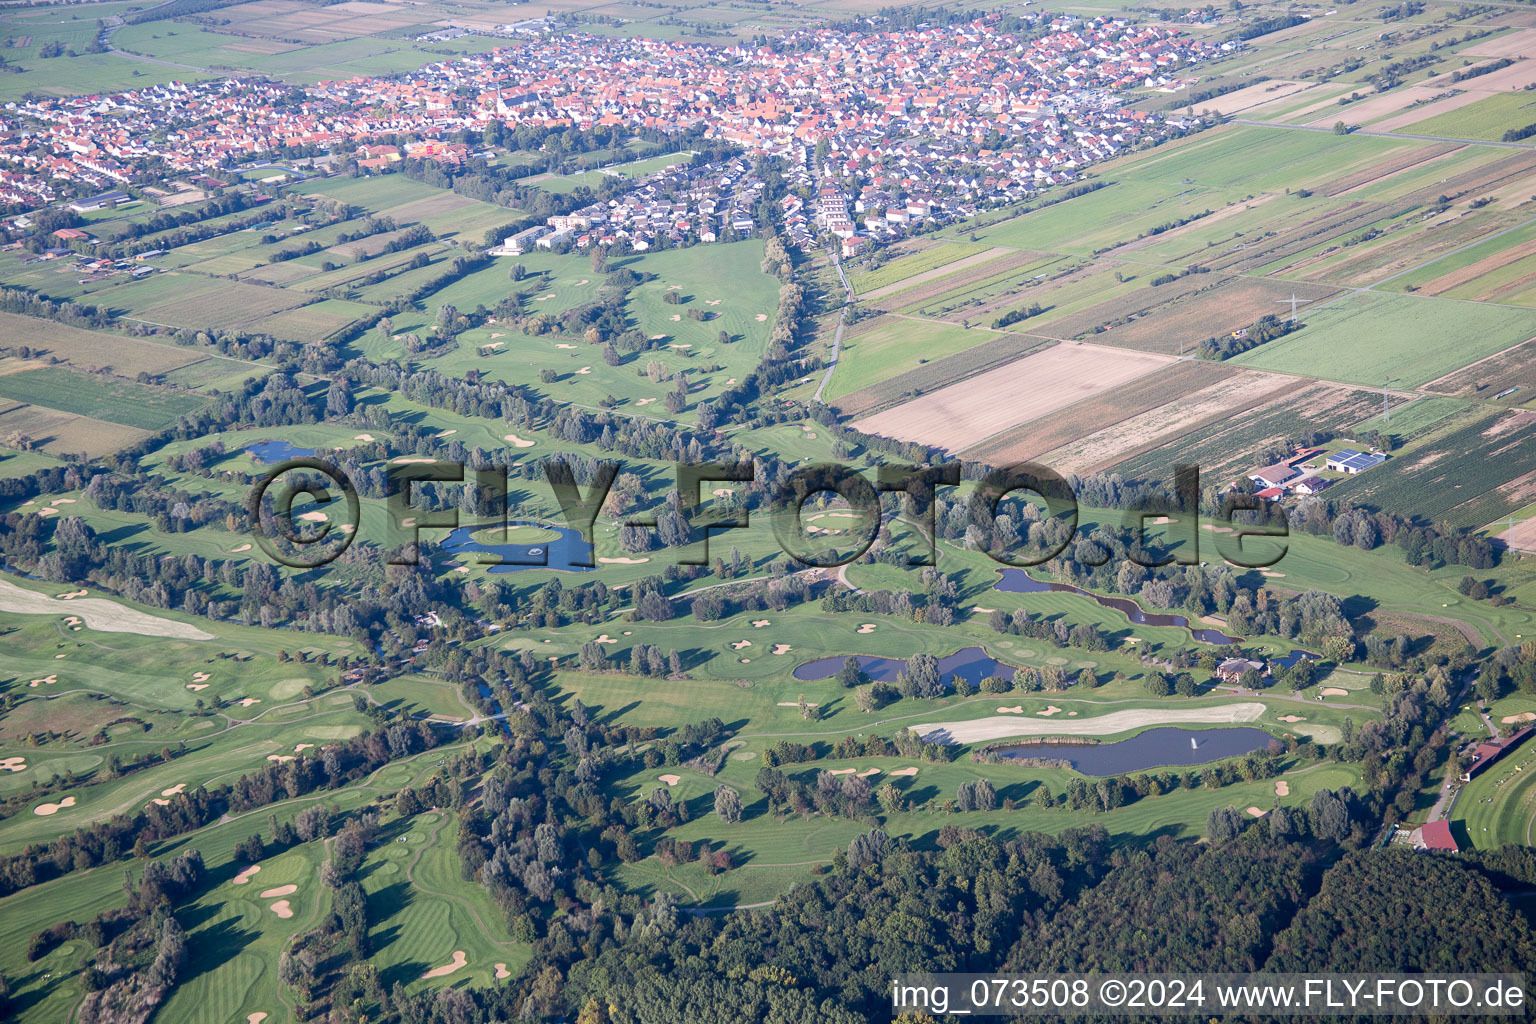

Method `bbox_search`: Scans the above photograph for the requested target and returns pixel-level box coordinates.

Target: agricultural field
[850,342,1172,453]
[1230,292,1536,388]
[821,315,989,400]
[1403,92,1536,143]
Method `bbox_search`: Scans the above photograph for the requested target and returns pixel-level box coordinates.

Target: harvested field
[1425,339,1536,401]
[1031,275,1233,343]
[850,343,1171,452]
[1037,368,1297,475]
[1307,88,1443,127]
[962,360,1239,465]
[1116,381,1379,480]
[125,277,306,331]
[875,250,1058,314]
[1074,278,1340,354]
[1465,28,1536,57]
[1197,80,1311,115]
[1498,515,1536,552]
[1372,91,1498,132]
[0,404,151,458]
[914,702,1266,745]
[0,313,204,377]
[859,246,1014,303]
[831,334,1050,417]
[1315,143,1461,197]
[1418,237,1536,298]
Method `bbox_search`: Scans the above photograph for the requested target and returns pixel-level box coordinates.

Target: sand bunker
[917,703,1267,745]
[353,433,375,441]
[422,951,468,979]
[0,757,26,772]
[0,579,212,639]
[635,398,656,405]
[29,674,57,686]
[1319,687,1348,697]
[889,767,919,777]
[37,507,57,517]
[857,768,880,777]
[772,644,792,655]
[755,314,768,322]
[236,697,261,708]
[1037,706,1063,717]
[269,900,293,918]
[669,314,681,322]
[594,634,618,644]
[857,623,877,634]
[597,556,648,564]
[267,754,295,763]
[576,366,592,374]
[232,865,262,885]
[494,963,511,979]
[56,589,88,599]
[260,885,297,898]
[1200,524,1234,534]
[576,279,590,286]
[1501,712,1536,724]
[657,774,680,787]
[391,457,436,465]
[1261,571,1286,578]
[231,544,252,553]
[1276,780,1290,797]
[1245,806,1267,818]
[186,683,208,691]
[971,606,996,614]
[731,640,752,650]
[436,429,457,438]
[192,672,210,683]
[34,796,76,816]
[161,783,186,798]
[502,434,536,447]
[650,334,667,341]
[997,706,1024,714]
[776,700,818,707]
[826,767,857,776]
[64,615,81,627]
[751,619,771,627]
[1277,715,1306,723]
[294,743,313,752]
[248,1014,268,1024]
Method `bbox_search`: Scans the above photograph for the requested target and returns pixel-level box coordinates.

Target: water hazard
[439,523,594,574]
[993,568,1241,644]
[996,726,1275,775]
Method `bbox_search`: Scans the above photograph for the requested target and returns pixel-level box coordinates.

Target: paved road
[811,251,853,404]
[1233,118,1536,151]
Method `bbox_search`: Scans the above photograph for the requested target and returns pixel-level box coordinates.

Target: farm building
[1292,476,1331,495]
[67,190,130,213]
[1458,726,1534,782]
[1326,449,1388,474]
[1255,487,1284,501]
[1249,463,1298,488]
[1416,821,1458,852]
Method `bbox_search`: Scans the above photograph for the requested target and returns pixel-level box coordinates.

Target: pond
[996,726,1275,776]
[793,646,1017,688]
[440,523,593,574]
[246,440,318,463]
[993,568,1241,645]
